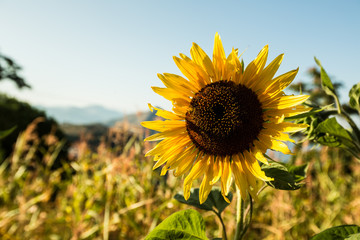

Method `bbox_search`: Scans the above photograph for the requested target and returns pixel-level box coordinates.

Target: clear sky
[0,0,359,113]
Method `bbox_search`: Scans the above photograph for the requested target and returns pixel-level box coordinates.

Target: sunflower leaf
[310,225,360,240]
[145,209,208,240]
[349,82,360,112]
[261,162,307,190]
[314,117,356,150]
[314,57,336,97]
[287,163,308,182]
[174,188,233,214]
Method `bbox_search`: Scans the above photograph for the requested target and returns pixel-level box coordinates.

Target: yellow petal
[173,148,199,177]
[221,156,232,203]
[210,156,222,185]
[251,146,269,165]
[173,56,208,88]
[241,162,259,201]
[158,73,196,96]
[199,160,213,204]
[259,134,293,155]
[242,151,273,181]
[231,155,248,200]
[141,120,185,132]
[144,128,186,141]
[264,68,299,96]
[152,141,189,170]
[252,54,284,92]
[145,136,184,156]
[190,43,216,79]
[261,128,295,143]
[242,45,268,86]
[148,104,183,120]
[264,105,311,118]
[263,122,309,133]
[212,33,226,81]
[263,95,309,109]
[152,86,189,102]
[183,156,208,200]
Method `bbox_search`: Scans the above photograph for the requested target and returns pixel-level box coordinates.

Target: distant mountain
[37,105,123,124]
[106,110,157,127]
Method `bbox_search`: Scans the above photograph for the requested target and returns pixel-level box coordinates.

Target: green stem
[234,187,245,240]
[239,195,253,240]
[333,94,360,142]
[214,211,228,240]
[340,111,360,143]
[333,94,342,115]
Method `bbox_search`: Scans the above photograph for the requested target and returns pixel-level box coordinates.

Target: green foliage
[0,52,30,88]
[314,57,336,97]
[174,188,232,214]
[0,93,68,167]
[145,209,208,240]
[349,83,360,113]
[0,126,16,140]
[261,162,308,190]
[310,225,360,240]
[290,58,360,159]
[314,117,356,149]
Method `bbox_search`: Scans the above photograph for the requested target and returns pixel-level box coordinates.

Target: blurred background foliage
[0,53,359,240]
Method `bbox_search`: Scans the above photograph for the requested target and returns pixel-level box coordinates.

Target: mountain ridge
[37,105,124,125]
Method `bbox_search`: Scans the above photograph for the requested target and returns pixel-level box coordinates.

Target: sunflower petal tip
[222,193,230,203]
[147,103,154,112]
[184,191,190,200]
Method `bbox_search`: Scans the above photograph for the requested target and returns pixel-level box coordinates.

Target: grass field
[0,116,359,240]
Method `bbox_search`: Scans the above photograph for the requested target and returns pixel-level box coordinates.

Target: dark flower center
[185,80,263,156]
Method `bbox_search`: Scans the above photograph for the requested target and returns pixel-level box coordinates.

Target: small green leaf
[314,57,336,96]
[310,225,360,240]
[261,162,307,190]
[174,188,232,214]
[349,82,360,111]
[0,126,16,139]
[346,233,360,240]
[314,117,355,149]
[288,163,308,182]
[145,209,208,240]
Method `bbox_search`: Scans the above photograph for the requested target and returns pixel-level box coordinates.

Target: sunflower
[141,33,309,204]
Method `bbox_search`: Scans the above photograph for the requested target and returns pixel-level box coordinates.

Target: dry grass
[0,118,359,239]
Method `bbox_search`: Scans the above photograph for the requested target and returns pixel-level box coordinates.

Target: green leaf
[346,233,360,240]
[174,188,232,214]
[288,163,308,182]
[349,82,360,111]
[310,225,360,240]
[145,209,208,240]
[261,162,307,190]
[314,57,336,96]
[0,126,16,139]
[314,117,355,149]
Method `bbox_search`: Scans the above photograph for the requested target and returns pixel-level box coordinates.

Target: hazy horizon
[1,1,359,112]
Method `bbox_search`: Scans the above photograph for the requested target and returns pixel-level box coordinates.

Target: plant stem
[240,195,253,240]
[234,186,245,240]
[333,94,360,143]
[214,211,228,240]
[333,94,342,115]
[341,111,360,143]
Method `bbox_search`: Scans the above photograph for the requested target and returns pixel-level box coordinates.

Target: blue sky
[0,1,359,113]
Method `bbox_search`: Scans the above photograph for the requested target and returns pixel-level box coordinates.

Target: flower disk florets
[186,80,263,156]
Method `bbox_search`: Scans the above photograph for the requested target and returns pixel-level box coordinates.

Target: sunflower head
[142,33,309,204]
